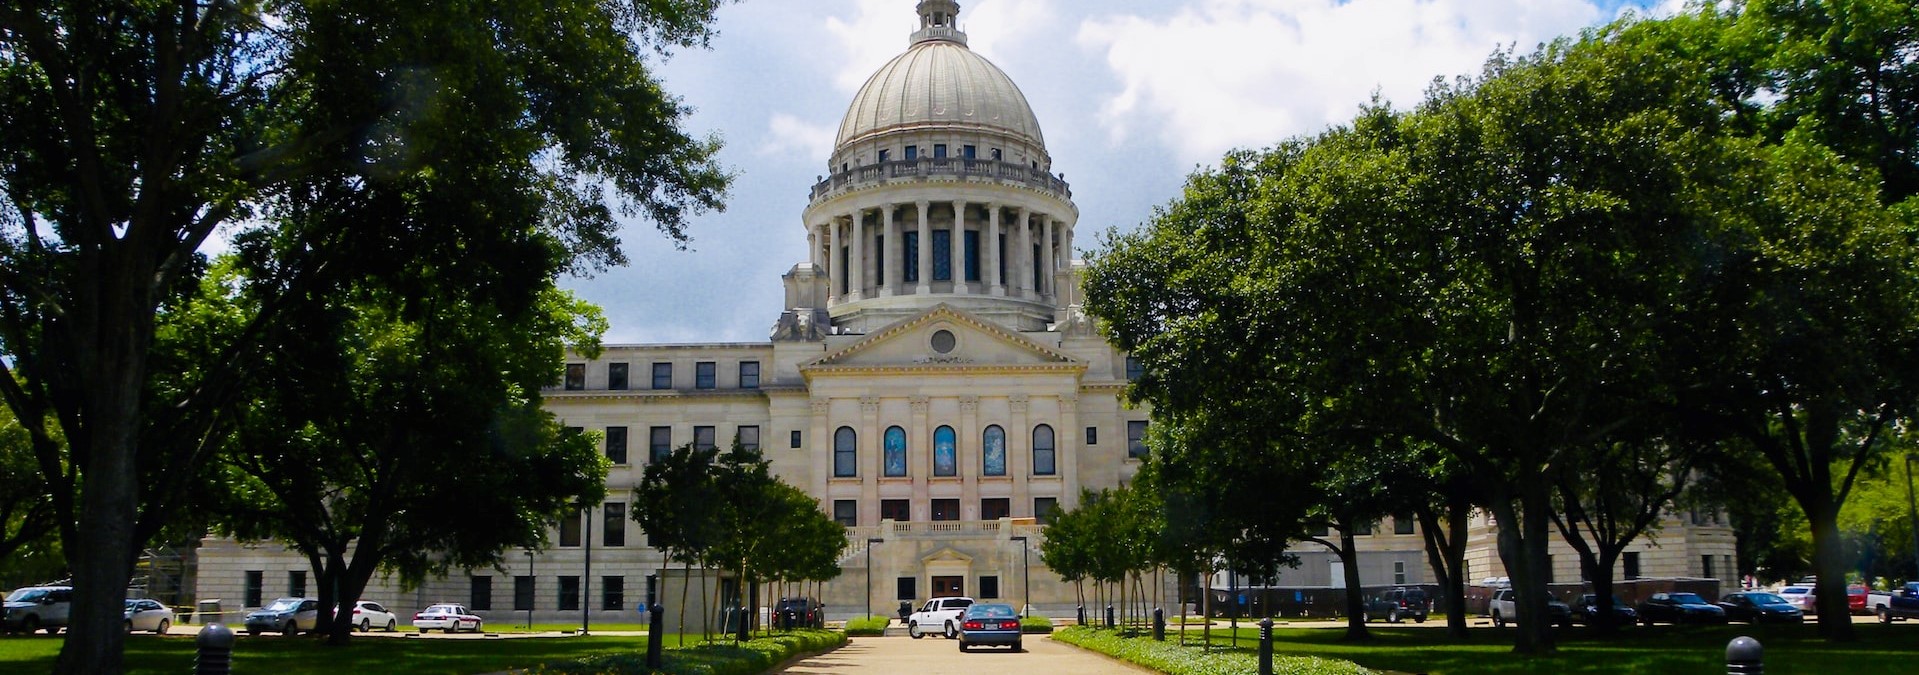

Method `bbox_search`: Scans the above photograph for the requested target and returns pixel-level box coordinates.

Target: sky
[572,0,1678,344]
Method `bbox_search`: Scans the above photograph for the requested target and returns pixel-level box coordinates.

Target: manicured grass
[0,629,841,675]
[1054,626,1372,675]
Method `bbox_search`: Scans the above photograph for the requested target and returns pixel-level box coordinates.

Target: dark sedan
[1638,592,1728,625]
[1717,591,1805,624]
[957,603,1023,652]
[1571,593,1638,626]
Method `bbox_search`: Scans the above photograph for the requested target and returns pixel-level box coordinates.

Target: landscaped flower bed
[522,629,846,675]
[1052,626,1373,675]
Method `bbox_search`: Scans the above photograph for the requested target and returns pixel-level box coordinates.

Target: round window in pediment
[931,329,957,354]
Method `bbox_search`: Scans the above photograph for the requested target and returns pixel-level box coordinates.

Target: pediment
[922,547,974,564]
[804,304,1079,371]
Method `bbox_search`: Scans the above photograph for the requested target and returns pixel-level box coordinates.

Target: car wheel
[908,620,922,639]
[358,619,370,632]
[1414,615,1426,624]
[386,619,397,632]
[124,620,133,633]
[157,619,170,635]
[1879,607,1891,624]
[1492,611,1504,628]
[22,617,39,635]
[284,621,298,636]
[1388,609,1400,624]
[1013,639,1023,652]
[958,642,969,653]
[944,620,957,639]
[474,621,483,633]
[446,624,458,634]
[247,629,260,637]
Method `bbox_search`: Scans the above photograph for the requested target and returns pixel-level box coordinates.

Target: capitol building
[195,0,1735,626]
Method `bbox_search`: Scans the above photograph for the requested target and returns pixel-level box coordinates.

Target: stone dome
[833,20,1045,151]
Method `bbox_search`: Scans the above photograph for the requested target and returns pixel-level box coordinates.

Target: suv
[775,597,823,629]
[242,597,319,636]
[1362,587,1429,623]
[2,585,74,634]
[1489,588,1571,629]
[906,596,975,639]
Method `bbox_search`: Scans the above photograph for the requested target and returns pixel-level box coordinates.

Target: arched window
[1032,424,1056,476]
[933,426,957,477]
[884,426,908,477]
[982,425,1006,476]
[834,427,857,478]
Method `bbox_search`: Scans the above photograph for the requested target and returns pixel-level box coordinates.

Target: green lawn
[1180,622,1919,674]
[0,630,817,675]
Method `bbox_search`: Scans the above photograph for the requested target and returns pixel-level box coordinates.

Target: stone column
[807,225,818,268]
[882,204,899,297]
[849,210,866,301]
[1040,214,1054,299]
[1059,396,1080,511]
[950,201,968,294]
[986,204,1003,296]
[827,218,842,303]
[860,396,881,523]
[915,201,932,295]
[1016,208,1032,299]
[910,396,930,521]
[959,396,980,519]
[1009,395,1030,515]
[810,399,832,517]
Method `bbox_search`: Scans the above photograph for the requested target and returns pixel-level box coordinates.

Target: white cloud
[762,112,837,159]
[822,0,1061,92]
[1077,0,1612,165]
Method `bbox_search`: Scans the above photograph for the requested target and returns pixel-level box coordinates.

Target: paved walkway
[775,634,1155,674]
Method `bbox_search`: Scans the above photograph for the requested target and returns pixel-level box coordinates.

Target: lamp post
[525,549,535,630]
[1011,536,1030,615]
[1905,453,1919,580]
[865,538,885,619]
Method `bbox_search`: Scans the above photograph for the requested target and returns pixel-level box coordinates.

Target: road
[774,633,1155,675]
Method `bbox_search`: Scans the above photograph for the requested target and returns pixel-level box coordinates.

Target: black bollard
[1076,604,1086,626]
[737,605,751,642]
[1727,636,1763,675]
[195,623,235,675]
[1106,604,1116,629]
[646,604,664,670]
[1153,607,1165,641]
[1258,618,1274,675]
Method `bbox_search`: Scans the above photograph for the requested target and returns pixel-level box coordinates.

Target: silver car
[125,598,173,634]
[243,597,318,636]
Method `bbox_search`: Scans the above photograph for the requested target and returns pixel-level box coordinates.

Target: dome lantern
[912,0,966,46]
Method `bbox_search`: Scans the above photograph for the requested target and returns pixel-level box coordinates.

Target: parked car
[412,603,482,633]
[956,603,1023,652]
[243,597,318,636]
[1865,582,1919,623]
[1637,592,1727,625]
[2,585,73,635]
[906,596,975,639]
[124,598,173,634]
[1848,585,1869,615]
[1489,588,1571,629]
[1715,591,1804,624]
[1362,587,1429,624]
[1777,585,1816,614]
[1571,593,1638,626]
[345,600,398,632]
[774,597,823,629]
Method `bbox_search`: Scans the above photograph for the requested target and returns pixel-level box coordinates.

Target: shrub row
[1021,615,1055,634]
[843,615,890,636]
[522,629,846,675]
[1052,626,1373,675]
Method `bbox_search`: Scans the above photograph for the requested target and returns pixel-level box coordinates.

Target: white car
[1778,585,1816,613]
[906,596,975,639]
[346,600,398,632]
[124,598,172,634]
[412,603,483,633]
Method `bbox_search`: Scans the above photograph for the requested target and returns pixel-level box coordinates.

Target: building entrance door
[932,576,964,598]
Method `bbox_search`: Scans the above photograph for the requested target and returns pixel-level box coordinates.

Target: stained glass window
[982,425,1006,476]
[934,426,957,477]
[884,426,907,477]
[932,230,952,281]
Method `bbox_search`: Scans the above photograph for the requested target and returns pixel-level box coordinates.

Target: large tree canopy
[0,1,730,670]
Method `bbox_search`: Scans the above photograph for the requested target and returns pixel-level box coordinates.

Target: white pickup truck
[1866,582,1919,623]
[906,596,975,639]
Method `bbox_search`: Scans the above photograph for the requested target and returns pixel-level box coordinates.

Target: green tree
[0,1,728,669]
[1549,434,1700,633]
[633,441,720,644]
[0,402,57,586]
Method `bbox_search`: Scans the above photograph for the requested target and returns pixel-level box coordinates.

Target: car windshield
[966,604,1017,618]
[266,599,301,611]
[1669,593,1706,604]
[1748,593,1786,604]
[8,589,47,603]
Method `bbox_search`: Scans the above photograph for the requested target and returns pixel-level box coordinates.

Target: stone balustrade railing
[809,158,1072,203]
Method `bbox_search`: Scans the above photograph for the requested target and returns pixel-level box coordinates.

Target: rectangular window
[288,570,306,598]
[737,425,760,451]
[1395,514,1416,535]
[559,576,580,611]
[991,148,1003,161]
[998,233,1007,283]
[981,498,1010,521]
[934,143,947,159]
[964,230,980,281]
[834,500,858,527]
[607,363,629,390]
[244,571,264,607]
[694,425,716,451]
[650,426,672,463]
[897,577,917,601]
[564,363,585,390]
[1702,555,1714,579]
[840,245,850,295]
[1393,561,1407,586]
[739,361,760,389]
[1545,555,1554,584]
[1352,520,1373,536]
[1125,356,1144,381]
[647,575,658,606]
[904,231,920,283]
[876,234,885,282]
[790,430,802,449]
[1034,497,1058,524]
[514,576,535,611]
[979,575,999,599]
[560,509,582,547]
[603,576,625,611]
[652,362,672,389]
[1624,552,1641,580]
[932,229,952,281]
[604,502,626,547]
[905,146,918,161]
[878,148,891,163]
[605,426,628,464]
[471,576,493,611]
[963,144,976,159]
[1127,420,1149,459]
[881,499,910,522]
[1085,426,1097,445]
[695,362,716,389]
[932,499,959,522]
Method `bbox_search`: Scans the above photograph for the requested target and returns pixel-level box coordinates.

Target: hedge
[1021,615,1055,634]
[520,629,846,675]
[1052,626,1373,675]
[843,615,890,636]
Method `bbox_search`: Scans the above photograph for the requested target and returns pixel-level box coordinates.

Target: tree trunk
[1807,501,1856,640]
[1337,528,1370,642]
[679,559,692,647]
[1419,504,1471,640]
